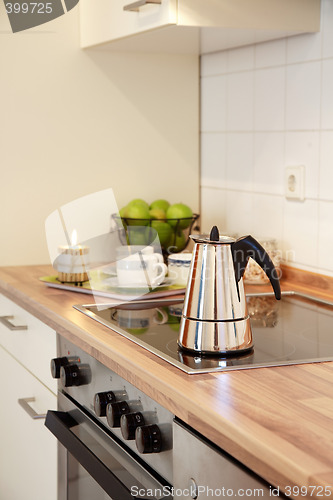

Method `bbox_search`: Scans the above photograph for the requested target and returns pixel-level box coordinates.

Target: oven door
[45,392,171,500]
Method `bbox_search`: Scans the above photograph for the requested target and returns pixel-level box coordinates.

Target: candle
[54,230,90,283]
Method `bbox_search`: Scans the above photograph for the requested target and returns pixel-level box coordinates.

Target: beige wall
[0,5,199,265]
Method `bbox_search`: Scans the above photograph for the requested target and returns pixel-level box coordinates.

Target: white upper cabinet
[80,0,177,49]
[80,0,321,54]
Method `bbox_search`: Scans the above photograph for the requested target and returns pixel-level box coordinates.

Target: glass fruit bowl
[111,213,199,256]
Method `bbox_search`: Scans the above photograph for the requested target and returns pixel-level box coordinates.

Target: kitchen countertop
[0,264,333,496]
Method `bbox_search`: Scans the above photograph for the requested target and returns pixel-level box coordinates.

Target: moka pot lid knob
[190,225,235,244]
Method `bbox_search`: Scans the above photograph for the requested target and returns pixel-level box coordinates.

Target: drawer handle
[0,315,28,331]
[123,0,161,12]
[18,397,46,420]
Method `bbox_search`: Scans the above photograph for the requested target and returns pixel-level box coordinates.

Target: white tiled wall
[200,0,333,276]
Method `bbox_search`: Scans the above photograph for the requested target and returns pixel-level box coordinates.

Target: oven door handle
[45,410,169,500]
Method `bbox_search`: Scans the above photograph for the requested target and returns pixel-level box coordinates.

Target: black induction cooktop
[74,292,333,374]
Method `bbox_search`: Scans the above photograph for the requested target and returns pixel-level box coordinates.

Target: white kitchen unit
[80,0,321,53]
[0,294,57,500]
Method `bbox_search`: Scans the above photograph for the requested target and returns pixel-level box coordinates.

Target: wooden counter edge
[281,265,333,301]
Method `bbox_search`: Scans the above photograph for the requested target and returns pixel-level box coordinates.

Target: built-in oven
[45,336,173,500]
[45,336,283,500]
[47,392,170,500]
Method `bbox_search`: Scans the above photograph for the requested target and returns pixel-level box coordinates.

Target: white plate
[103,276,174,290]
[98,263,117,276]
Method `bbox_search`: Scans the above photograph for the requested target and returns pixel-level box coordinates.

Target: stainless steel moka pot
[178,226,281,355]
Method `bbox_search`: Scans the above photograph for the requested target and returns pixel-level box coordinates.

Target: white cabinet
[80,0,321,54]
[0,294,57,393]
[80,0,177,48]
[0,294,57,500]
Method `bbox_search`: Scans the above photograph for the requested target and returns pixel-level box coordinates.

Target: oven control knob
[106,401,130,428]
[94,390,126,417]
[120,412,145,440]
[94,391,116,417]
[135,424,162,454]
[50,356,79,379]
[60,363,91,387]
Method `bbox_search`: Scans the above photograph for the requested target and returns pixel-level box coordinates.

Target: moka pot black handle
[231,235,281,300]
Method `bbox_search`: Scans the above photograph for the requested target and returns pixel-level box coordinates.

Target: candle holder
[54,245,90,283]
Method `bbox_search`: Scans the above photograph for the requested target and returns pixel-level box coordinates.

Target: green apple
[166,203,193,229]
[150,199,170,212]
[116,206,128,228]
[151,220,173,246]
[127,227,151,245]
[149,208,166,220]
[119,206,128,218]
[167,230,187,252]
[126,204,151,226]
[128,198,149,210]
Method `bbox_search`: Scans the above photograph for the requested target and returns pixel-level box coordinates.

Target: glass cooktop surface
[74,292,333,374]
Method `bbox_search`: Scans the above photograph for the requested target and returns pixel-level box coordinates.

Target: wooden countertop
[0,264,333,496]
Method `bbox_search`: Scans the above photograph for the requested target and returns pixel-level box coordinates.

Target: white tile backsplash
[200,51,228,77]
[253,132,285,195]
[318,201,333,270]
[200,187,226,233]
[201,133,227,188]
[201,75,227,132]
[283,199,318,267]
[200,2,333,275]
[286,32,322,65]
[226,133,253,190]
[252,193,284,246]
[285,61,321,130]
[254,67,285,131]
[224,190,254,236]
[319,131,333,201]
[322,0,333,59]
[227,45,255,73]
[255,38,286,69]
[321,59,333,129]
[227,72,254,131]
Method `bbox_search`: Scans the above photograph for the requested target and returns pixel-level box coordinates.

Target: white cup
[116,246,167,287]
[116,245,154,258]
[168,253,192,287]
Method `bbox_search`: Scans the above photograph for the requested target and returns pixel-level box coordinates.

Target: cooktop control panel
[51,336,174,483]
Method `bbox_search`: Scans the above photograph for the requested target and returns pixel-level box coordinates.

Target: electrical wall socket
[285,165,305,201]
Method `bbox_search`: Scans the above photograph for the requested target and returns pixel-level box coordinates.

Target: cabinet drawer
[0,294,56,393]
[0,345,57,500]
[80,0,177,48]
